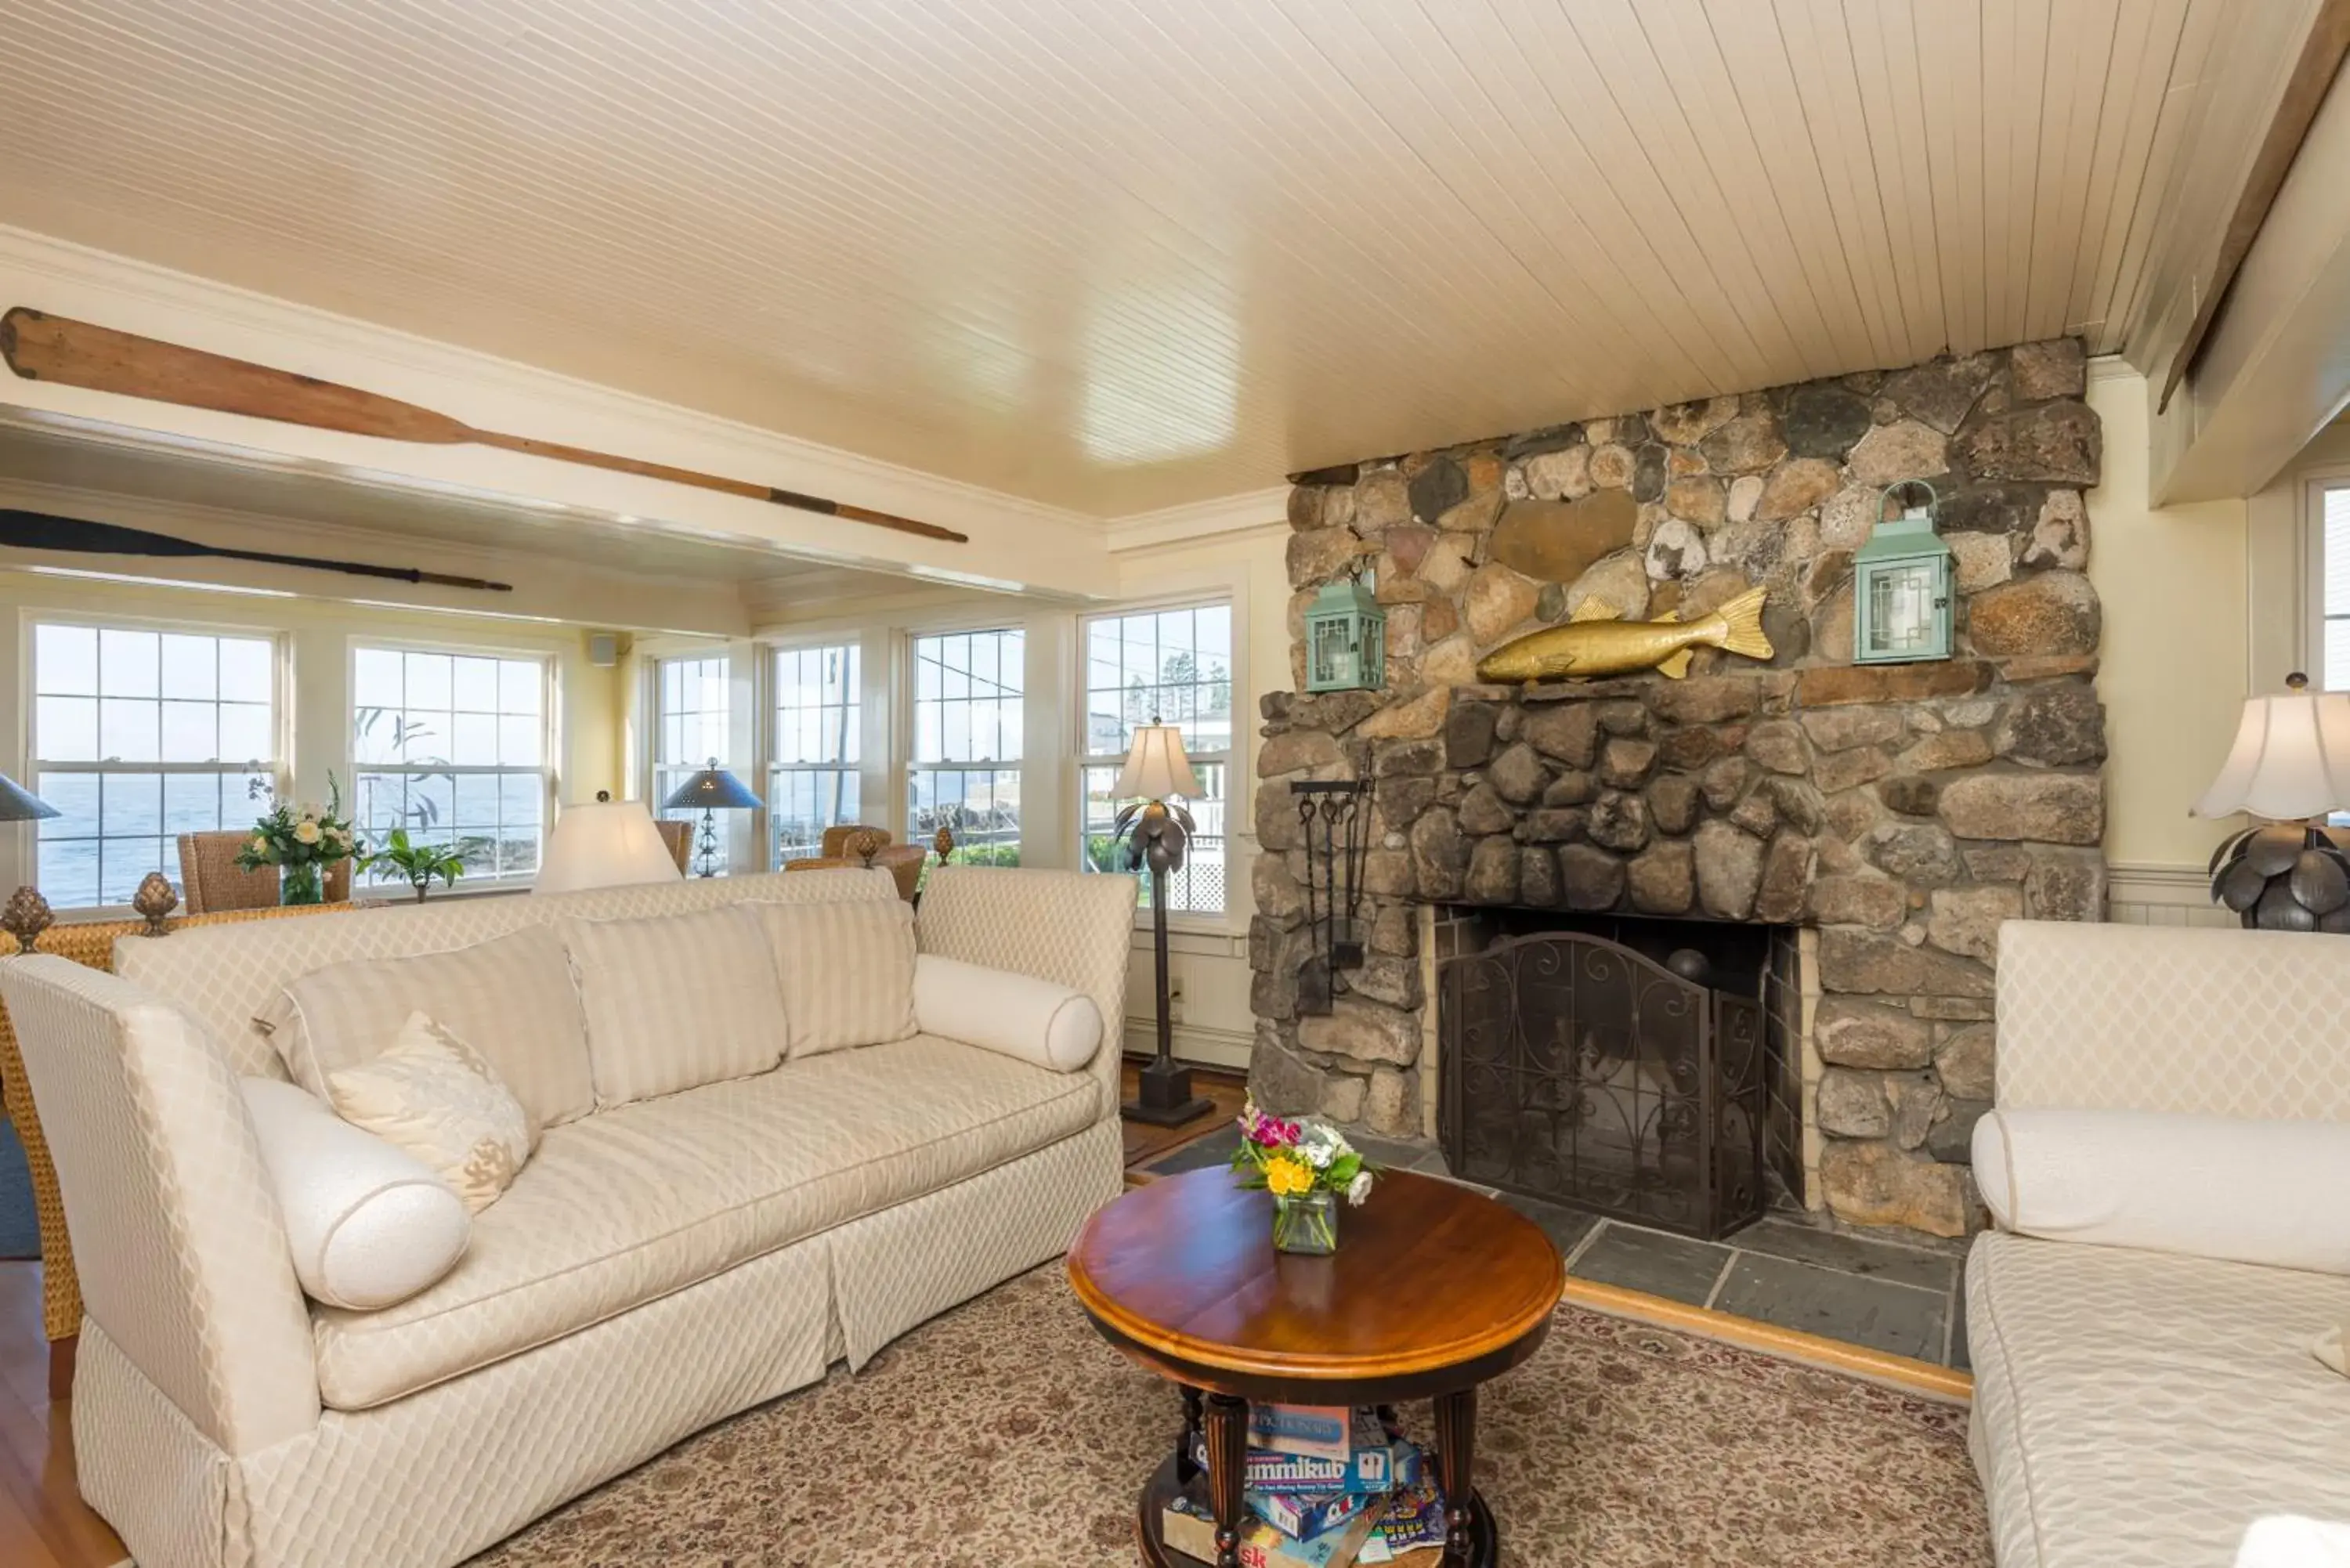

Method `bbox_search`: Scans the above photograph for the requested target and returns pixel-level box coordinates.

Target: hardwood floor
[0,1263,121,1568]
[1119,1057,1247,1170]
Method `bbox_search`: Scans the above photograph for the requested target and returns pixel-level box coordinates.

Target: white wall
[2085,368,2251,887]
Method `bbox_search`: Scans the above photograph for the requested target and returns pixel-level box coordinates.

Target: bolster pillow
[913,954,1103,1072]
[1972,1107,2350,1275]
[240,1078,472,1310]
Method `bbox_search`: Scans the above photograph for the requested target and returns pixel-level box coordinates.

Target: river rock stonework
[1253,340,2105,1241]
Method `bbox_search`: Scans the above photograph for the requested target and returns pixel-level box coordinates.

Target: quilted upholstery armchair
[1968,922,2350,1567]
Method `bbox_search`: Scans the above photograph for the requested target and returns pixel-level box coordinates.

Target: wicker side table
[0,900,362,1396]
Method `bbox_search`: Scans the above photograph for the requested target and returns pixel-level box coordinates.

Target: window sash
[909,628,1024,767]
[352,645,551,887]
[1076,600,1235,914]
[31,620,284,909]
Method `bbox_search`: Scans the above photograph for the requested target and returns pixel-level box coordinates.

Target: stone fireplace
[1247,339,2106,1239]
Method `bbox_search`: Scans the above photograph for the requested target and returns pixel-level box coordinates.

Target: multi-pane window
[352,646,548,884]
[772,645,860,862]
[909,628,1023,866]
[2319,482,2350,690]
[1080,602,1232,913]
[654,654,732,871]
[31,623,277,908]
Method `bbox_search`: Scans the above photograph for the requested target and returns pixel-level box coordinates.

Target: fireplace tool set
[1292,780,1370,1015]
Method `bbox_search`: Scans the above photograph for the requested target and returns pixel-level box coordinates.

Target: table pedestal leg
[1436,1386,1477,1567]
[1203,1393,1247,1568]
[1176,1385,1204,1485]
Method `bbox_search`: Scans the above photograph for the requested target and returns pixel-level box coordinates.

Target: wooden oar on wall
[0,508,515,591]
[0,307,969,544]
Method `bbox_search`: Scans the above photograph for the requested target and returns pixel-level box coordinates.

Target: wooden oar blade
[1,307,471,445]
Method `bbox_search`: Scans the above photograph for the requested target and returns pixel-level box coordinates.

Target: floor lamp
[1115,720,1213,1127]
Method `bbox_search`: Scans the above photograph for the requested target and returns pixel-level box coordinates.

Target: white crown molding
[0,226,1119,589]
[1104,486,1291,551]
[2085,352,2138,385]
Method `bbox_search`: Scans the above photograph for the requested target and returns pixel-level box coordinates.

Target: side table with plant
[360,828,473,903]
[236,777,358,905]
[1231,1100,1378,1255]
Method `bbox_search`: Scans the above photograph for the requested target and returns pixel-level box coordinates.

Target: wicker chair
[786,826,927,901]
[0,901,363,1396]
[176,831,352,913]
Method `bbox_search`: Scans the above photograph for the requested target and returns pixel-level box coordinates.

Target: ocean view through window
[773,644,859,862]
[353,645,550,885]
[33,621,278,908]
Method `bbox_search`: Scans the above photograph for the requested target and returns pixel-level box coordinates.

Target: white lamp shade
[2192,690,2350,819]
[533,800,685,894]
[1113,724,1201,800]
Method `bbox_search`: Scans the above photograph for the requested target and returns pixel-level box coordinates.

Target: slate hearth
[1250,338,2108,1242]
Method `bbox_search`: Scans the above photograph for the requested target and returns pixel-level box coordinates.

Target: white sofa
[0,862,1136,1568]
[1968,921,2350,1568]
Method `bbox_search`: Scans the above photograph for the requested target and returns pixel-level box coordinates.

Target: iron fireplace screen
[1439,931,1767,1241]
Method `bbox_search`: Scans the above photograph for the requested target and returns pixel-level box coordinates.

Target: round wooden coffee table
[1067,1167,1566,1568]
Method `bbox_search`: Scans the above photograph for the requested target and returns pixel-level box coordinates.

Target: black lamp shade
[0,772,59,822]
[661,761,762,811]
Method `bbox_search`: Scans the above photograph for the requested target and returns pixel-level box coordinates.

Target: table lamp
[1115,720,1213,1127]
[662,759,764,878]
[0,771,60,953]
[533,793,685,895]
[2193,672,2350,930]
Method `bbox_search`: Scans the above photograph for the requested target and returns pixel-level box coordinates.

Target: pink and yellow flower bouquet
[1230,1100,1379,1255]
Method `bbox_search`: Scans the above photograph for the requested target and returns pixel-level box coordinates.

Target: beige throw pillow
[756,898,917,1058]
[327,1013,533,1212]
[561,903,793,1106]
[259,924,596,1129]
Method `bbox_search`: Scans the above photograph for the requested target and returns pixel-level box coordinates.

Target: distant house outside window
[1079,602,1231,914]
[31,621,277,908]
[909,628,1022,865]
[352,645,550,885]
[772,644,860,862]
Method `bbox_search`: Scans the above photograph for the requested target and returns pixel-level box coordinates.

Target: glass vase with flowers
[236,775,358,905]
[1230,1100,1378,1255]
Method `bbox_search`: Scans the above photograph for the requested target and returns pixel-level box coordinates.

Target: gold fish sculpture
[1476,584,1773,683]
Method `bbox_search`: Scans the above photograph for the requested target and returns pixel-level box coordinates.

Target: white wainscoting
[1120,922,1256,1071]
[2106,862,2236,928]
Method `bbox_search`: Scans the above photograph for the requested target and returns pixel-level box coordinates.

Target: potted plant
[361,828,473,903]
[236,775,358,905]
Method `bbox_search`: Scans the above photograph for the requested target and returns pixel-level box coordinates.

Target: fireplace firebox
[1436,909,1792,1241]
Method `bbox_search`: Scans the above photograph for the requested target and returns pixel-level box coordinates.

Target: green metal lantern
[1853,480,1955,664]
[1303,574,1386,693]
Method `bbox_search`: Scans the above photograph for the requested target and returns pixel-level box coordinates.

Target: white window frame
[1076,595,1235,923]
[2305,473,2350,689]
[348,638,558,893]
[768,639,865,864]
[24,612,289,912]
[903,622,1026,869]
[649,649,738,873]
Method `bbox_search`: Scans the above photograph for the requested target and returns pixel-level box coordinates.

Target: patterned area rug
[471,1266,1988,1567]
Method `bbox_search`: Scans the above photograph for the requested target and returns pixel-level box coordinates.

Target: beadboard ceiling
[0,0,2321,515]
